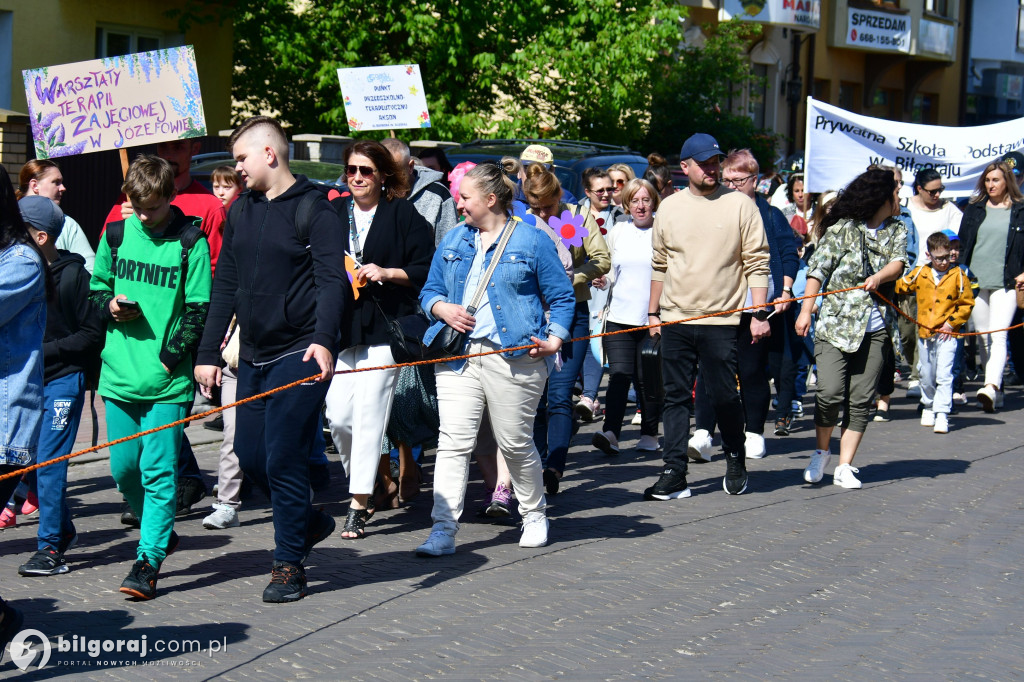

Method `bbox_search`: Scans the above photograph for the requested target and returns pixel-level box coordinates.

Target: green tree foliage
[646,19,779,168]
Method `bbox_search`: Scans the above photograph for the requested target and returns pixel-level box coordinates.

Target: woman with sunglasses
[414,163,575,555]
[523,163,610,494]
[607,164,636,208]
[958,160,1024,412]
[907,169,963,268]
[324,140,434,539]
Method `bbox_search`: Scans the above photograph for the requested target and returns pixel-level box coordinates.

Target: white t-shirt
[865,226,885,333]
[907,200,963,266]
[606,219,654,327]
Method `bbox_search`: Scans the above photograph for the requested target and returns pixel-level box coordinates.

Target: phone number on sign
[851,32,907,48]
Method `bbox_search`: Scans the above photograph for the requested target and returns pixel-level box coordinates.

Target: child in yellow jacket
[895,231,974,434]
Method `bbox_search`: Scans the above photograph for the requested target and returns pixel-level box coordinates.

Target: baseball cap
[1001,151,1024,179]
[941,228,960,242]
[520,144,553,167]
[19,195,64,238]
[679,133,722,162]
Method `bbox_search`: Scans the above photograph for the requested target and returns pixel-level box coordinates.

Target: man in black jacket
[15,196,104,576]
[194,116,348,603]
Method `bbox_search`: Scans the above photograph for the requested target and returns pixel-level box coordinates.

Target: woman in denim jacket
[415,164,575,556]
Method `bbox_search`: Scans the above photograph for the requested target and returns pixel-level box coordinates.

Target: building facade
[965,0,1024,125]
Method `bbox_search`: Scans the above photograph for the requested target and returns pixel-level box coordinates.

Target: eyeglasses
[930,253,952,262]
[922,186,945,196]
[722,174,755,187]
[345,165,377,178]
[629,197,653,207]
[589,187,615,195]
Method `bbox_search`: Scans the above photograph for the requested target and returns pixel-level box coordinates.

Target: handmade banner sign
[22,46,206,159]
[337,64,431,132]
[805,97,1024,198]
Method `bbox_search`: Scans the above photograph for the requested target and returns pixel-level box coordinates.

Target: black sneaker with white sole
[723,450,748,495]
[18,548,69,576]
[643,469,691,500]
[262,561,307,603]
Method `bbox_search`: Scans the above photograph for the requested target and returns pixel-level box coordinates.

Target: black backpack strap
[294,190,323,245]
[105,220,126,274]
[176,222,207,292]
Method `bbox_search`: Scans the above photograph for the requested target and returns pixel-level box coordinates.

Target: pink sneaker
[0,507,16,529]
[486,483,512,518]
[21,491,39,517]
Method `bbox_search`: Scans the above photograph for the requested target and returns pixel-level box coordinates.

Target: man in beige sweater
[643,134,770,500]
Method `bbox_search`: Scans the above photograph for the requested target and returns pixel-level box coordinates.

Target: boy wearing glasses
[194,116,348,603]
[895,231,975,434]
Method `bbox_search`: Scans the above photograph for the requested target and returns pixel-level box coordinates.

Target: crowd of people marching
[2,116,1024,630]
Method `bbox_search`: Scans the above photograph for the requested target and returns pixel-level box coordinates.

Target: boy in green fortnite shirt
[89,155,211,600]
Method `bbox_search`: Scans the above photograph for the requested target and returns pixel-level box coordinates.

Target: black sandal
[341,507,369,539]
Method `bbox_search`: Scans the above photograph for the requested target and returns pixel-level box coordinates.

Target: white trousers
[971,287,1017,388]
[324,344,399,495]
[917,335,957,415]
[216,367,242,508]
[431,341,548,524]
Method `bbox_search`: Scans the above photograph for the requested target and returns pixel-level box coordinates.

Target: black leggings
[601,321,662,438]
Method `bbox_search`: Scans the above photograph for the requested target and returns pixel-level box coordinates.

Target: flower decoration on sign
[406,65,415,75]
[549,210,587,249]
[348,117,362,131]
[418,111,430,127]
[344,95,351,106]
[409,85,420,96]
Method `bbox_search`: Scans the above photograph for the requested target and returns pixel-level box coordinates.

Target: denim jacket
[420,218,576,371]
[0,243,47,465]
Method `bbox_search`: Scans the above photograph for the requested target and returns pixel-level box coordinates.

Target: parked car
[190,154,346,190]
[445,139,648,199]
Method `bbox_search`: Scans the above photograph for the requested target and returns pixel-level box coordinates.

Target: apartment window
[925,0,950,16]
[868,88,901,120]
[911,93,938,124]
[95,26,164,58]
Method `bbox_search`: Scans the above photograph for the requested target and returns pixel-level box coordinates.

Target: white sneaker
[519,511,548,548]
[574,396,596,422]
[906,380,921,398]
[977,385,997,413]
[952,392,968,406]
[631,410,643,426]
[920,409,935,427]
[803,449,831,483]
[687,429,713,463]
[744,432,766,459]
[416,521,458,556]
[592,430,620,456]
[202,503,239,529]
[635,435,661,452]
[833,463,862,489]
[791,400,804,417]
[933,413,949,434]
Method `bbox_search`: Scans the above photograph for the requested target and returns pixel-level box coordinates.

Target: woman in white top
[592,179,663,455]
[907,168,962,267]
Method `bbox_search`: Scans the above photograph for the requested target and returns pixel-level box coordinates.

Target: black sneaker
[119,555,159,600]
[773,415,792,436]
[18,548,69,576]
[723,451,748,495]
[262,561,307,603]
[176,477,207,516]
[643,469,691,500]
[203,415,224,431]
[120,501,140,528]
[301,508,336,563]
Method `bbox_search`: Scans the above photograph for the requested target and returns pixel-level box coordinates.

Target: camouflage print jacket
[807,217,908,353]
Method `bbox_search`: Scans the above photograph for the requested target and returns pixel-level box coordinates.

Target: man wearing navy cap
[643,133,770,500]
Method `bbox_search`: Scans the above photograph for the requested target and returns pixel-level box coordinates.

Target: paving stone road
[0,384,1022,680]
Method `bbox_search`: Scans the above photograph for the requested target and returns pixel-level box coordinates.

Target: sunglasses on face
[923,186,945,196]
[589,187,614,195]
[613,179,625,188]
[345,165,377,178]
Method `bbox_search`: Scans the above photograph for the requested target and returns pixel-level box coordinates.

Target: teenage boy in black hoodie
[195,116,348,603]
[15,196,104,576]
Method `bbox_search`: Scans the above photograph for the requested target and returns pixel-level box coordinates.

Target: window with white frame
[95,25,166,58]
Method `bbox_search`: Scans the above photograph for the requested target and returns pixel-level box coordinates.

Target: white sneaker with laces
[744,432,766,459]
[687,429,713,463]
[906,380,921,398]
[416,521,458,556]
[574,396,596,422]
[920,409,935,427]
[933,413,949,434]
[952,392,968,406]
[202,503,239,529]
[519,511,548,548]
[803,449,831,483]
[833,463,862,489]
[977,385,996,413]
[635,435,661,452]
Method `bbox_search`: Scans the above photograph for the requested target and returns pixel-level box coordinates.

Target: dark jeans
[661,324,743,476]
[236,353,331,564]
[534,301,589,474]
[695,313,771,435]
[36,372,85,551]
[601,321,662,438]
[766,307,800,418]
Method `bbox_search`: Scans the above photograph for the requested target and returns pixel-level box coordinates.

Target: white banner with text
[804,98,1024,197]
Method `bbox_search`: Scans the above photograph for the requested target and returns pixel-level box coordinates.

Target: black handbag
[639,332,664,404]
[387,218,517,363]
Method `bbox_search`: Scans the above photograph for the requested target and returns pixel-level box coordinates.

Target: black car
[444,139,648,199]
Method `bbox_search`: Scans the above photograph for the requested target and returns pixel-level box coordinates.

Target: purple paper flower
[549,210,587,249]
